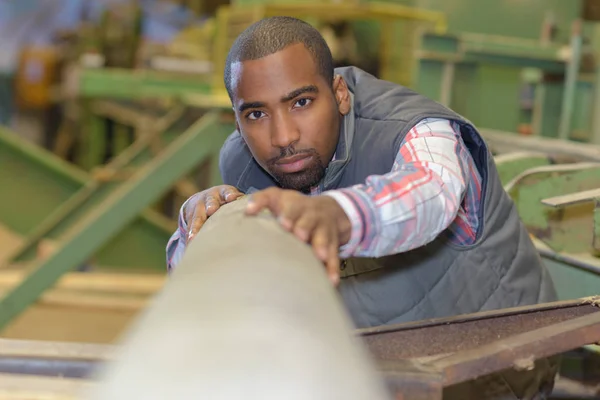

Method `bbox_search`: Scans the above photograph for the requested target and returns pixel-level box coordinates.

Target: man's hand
[245,188,352,285]
[185,185,243,243]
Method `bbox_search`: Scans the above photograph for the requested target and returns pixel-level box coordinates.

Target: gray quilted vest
[218,66,557,329]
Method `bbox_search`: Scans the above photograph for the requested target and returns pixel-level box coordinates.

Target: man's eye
[294,98,312,108]
[247,111,264,120]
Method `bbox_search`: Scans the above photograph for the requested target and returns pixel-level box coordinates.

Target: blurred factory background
[1,0,600,367]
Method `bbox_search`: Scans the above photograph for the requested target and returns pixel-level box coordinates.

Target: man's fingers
[220,186,243,203]
[291,211,319,241]
[311,224,333,262]
[188,203,208,243]
[311,224,340,284]
[279,199,308,233]
[205,194,220,217]
[326,242,341,286]
[245,188,278,215]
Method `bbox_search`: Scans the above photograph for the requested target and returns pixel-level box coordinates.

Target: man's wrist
[321,190,364,257]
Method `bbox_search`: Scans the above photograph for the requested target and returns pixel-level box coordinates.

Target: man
[167,16,558,399]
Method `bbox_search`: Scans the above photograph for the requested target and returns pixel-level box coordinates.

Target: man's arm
[323,118,482,259]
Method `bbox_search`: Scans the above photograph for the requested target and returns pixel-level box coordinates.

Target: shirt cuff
[322,190,365,258]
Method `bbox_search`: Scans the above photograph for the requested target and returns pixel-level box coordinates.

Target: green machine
[406,0,600,144]
[0,107,234,328]
[483,129,600,300]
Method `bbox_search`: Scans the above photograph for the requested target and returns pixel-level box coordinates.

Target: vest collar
[321,91,355,191]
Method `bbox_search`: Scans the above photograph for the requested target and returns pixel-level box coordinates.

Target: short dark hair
[224,16,334,99]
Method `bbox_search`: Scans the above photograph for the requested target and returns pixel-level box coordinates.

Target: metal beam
[77,68,214,100]
[361,298,600,397]
[359,298,600,360]
[4,105,186,266]
[85,197,392,400]
[0,112,223,330]
[431,310,600,386]
[0,120,175,270]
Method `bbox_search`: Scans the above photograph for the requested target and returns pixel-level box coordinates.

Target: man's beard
[267,148,326,193]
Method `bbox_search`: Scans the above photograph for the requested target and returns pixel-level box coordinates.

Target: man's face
[230,43,350,192]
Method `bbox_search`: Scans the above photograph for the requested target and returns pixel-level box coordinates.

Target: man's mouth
[275,154,313,173]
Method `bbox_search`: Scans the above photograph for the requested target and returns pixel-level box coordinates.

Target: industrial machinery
[480,129,600,303]
[46,1,446,171]
[0,111,233,331]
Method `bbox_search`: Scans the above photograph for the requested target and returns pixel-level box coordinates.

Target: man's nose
[271,112,300,149]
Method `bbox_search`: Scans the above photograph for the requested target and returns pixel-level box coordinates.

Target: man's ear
[332,75,351,116]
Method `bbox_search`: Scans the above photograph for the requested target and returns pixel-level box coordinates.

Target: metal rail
[84,197,391,400]
[362,297,600,398]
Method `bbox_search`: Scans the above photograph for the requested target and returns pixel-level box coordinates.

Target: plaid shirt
[166,118,482,269]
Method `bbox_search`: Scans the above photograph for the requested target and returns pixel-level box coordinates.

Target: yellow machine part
[210,2,447,96]
[14,46,61,110]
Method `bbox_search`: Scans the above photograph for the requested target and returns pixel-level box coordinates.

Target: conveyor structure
[0,111,233,330]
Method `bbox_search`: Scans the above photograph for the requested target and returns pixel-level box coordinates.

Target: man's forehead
[229,45,318,86]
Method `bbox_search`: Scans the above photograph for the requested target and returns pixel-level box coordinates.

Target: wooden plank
[0,338,115,360]
[0,288,149,312]
[0,271,164,295]
[0,373,93,400]
[2,305,135,344]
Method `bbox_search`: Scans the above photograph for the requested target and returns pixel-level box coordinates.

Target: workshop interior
[2,0,600,398]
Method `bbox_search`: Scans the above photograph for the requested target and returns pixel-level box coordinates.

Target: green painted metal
[415,31,572,134]
[0,125,172,270]
[79,68,213,100]
[493,153,552,186]
[74,67,233,171]
[493,145,600,302]
[594,199,600,255]
[509,165,600,253]
[0,112,223,331]
[0,114,234,271]
[544,258,600,300]
[7,127,167,266]
[538,82,564,139]
[558,27,583,141]
[413,0,581,43]
[381,0,596,141]
[591,25,600,145]
[77,103,106,171]
[420,33,567,71]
